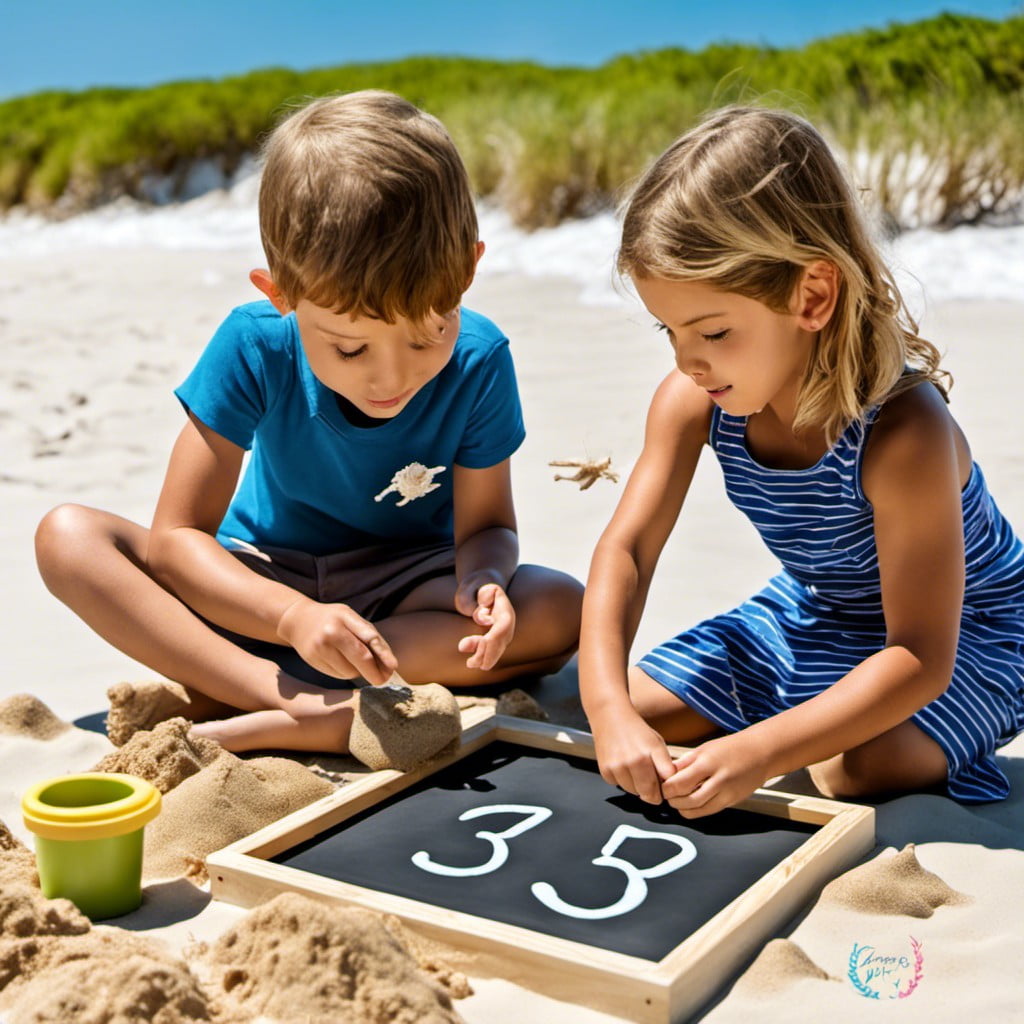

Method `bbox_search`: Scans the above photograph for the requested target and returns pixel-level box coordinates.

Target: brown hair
[618,106,949,443]
[259,90,478,324]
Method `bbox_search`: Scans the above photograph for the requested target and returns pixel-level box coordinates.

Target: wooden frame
[207,708,874,1023]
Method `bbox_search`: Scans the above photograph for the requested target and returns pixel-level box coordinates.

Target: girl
[580,106,1024,818]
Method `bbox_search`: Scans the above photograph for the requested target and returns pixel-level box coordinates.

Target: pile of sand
[726,938,837,997]
[0,928,211,1024]
[350,683,462,772]
[454,687,549,722]
[93,717,223,793]
[0,694,70,740]
[0,823,38,890]
[820,843,969,918]
[206,892,464,1024]
[105,680,199,746]
[143,752,335,884]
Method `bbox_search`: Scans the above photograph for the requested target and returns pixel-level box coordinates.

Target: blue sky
[2,0,1019,100]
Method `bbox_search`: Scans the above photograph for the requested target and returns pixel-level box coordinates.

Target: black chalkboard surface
[273,741,816,961]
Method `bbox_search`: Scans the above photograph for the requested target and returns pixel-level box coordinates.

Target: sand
[143,750,335,884]
[349,681,463,771]
[205,893,464,1023]
[93,716,223,792]
[0,241,1022,1021]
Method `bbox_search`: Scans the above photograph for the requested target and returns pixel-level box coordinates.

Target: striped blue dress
[638,403,1024,802]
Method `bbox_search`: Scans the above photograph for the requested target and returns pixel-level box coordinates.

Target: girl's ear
[795,260,839,332]
[249,269,293,315]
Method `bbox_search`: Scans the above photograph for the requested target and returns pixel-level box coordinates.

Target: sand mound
[0,695,70,740]
[0,886,89,942]
[821,843,970,918]
[0,823,38,889]
[0,929,209,1024]
[143,753,334,884]
[349,683,462,772]
[206,892,462,1024]
[92,717,222,793]
[729,939,835,996]
[106,680,200,746]
[496,688,549,721]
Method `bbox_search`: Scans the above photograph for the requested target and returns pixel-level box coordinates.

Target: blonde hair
[259,90,478,323]
[618,106,949,444]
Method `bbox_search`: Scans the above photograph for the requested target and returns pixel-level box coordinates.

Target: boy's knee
[35,504,91,576]
[35,504,121,593]
[521,568,584,644]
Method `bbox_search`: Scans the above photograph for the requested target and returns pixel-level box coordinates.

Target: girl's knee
[810,727,949,800]
[626,667,720,743]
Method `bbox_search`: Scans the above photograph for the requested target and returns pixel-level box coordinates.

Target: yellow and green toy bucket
[22,772,161,920]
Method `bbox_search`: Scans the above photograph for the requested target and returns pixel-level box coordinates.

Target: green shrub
[1,12,1021,229]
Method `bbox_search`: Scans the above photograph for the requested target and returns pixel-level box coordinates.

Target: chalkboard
[273,741,816,961]
[208,711,876,1024]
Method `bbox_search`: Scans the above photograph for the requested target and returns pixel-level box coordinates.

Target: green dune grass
[1,12,1021,230]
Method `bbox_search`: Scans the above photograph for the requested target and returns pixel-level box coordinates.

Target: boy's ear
[795,260,839,332]
[249,269,292,314]
[464,241,486,290]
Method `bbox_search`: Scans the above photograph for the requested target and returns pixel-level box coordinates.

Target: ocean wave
[2,172,1021,307]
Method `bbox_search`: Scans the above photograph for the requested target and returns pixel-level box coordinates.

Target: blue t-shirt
[175,301,525,555]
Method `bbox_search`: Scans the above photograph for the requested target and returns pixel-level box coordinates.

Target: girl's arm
[451,458,520,670]
[665,383,967,815]
[581,371,712,802]
[148,413,396,683]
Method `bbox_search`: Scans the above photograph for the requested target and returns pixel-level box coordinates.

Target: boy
[35,90,582,755]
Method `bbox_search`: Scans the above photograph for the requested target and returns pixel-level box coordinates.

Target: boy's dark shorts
[208,537,456,688]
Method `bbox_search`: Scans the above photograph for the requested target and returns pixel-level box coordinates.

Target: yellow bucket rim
[22,772,161,841]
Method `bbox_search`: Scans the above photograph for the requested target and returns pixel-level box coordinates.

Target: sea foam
[1,171,1021,310]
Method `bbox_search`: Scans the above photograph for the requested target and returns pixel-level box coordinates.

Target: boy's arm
[148,413,395,683]
[451,458,519,670]
[663,384,965,816]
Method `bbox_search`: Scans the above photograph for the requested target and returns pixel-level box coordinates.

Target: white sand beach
[1,201,1023,1022]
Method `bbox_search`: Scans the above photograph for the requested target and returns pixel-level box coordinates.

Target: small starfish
[549,456,619,491]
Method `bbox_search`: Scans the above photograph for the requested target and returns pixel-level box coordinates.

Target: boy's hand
[277,597,397,685]
[661,732,770,819]
[454,578,515,671]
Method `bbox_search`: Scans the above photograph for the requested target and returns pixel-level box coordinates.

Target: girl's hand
[661,732,770,818]
[455,580,515,670]
[276,597,397,685]
[592,710,677,806]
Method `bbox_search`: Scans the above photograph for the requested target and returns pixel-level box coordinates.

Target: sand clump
[0,823,38,889]
[105,680,200,746]
[495,687,549,721]
[350,683,462,772]
[728,938,836,997]
[0,929,211,1024]
[206,892,464,1024]
[144,752,335,884]
[92,717,223,793]
[0,694,70,740]
[0,885,90,943]
[821,843,970,918]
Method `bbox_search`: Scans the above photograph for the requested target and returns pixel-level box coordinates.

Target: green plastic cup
[22,772,161,920]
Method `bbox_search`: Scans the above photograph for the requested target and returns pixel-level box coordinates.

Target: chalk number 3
[412,804,697,920]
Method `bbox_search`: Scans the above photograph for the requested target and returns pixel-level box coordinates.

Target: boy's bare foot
[349,682,462,772]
